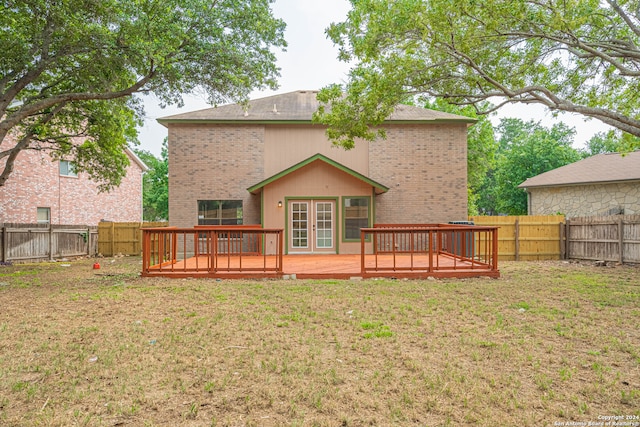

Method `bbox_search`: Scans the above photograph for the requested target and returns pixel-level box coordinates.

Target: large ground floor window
[343,196,370,240]
[198,200,243,225]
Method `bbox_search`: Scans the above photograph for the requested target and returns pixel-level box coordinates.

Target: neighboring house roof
[248,153,389,195]
[157,90,476,125]
[519,151,640,189]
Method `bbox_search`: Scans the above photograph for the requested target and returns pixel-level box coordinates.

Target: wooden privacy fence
[470,215,565,261]
[566,215,640,264]
[0,223,98,263]
[98,221,168,256]
[471,214,640,264]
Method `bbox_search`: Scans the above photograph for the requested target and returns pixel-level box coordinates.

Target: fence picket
[0,223,98,263]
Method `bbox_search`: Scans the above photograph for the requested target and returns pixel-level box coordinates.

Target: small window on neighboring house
[37,207,50,224]
[59,160,77,177]
[343,197,370,240]
[197,200,243,225]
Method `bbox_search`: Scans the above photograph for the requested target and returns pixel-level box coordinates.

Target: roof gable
[519,151,640,188]
[158,90,476,125]
[125,148,149,172]
[247,153,389,195]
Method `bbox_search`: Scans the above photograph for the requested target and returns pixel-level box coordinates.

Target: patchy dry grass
[0,257,639,426]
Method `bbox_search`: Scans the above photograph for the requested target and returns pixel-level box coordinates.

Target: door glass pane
[315,202,333,248]
[292,202,308,248]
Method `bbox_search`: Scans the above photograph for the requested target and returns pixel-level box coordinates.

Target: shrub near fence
[470,215,565,261]
[98,222,167,256]
[0,223,98,263]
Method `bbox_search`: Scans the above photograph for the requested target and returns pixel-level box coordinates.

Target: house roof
[157,90,476,125]
[518,151,640,189]
[247,153,389,195]
[125,148,149,172]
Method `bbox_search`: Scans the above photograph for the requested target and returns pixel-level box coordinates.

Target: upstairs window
[37,207,50,224]
[59,160,77,177]
[197,200,243,225]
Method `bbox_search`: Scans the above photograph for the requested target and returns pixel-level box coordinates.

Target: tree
[135,139,168,222]
[0,0,286,189]
[420,99,497,215]
[314,0,640,148]
[582,129,640,155]
[484,119,582,215]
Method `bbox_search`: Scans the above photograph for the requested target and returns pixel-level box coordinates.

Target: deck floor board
[145,254,499,279]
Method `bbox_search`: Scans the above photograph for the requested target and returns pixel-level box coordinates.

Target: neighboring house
[158,90,474,254]
[0,141,148,225]
[519,151,640,217]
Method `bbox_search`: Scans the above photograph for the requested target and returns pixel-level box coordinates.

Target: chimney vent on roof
[273,104,278,113]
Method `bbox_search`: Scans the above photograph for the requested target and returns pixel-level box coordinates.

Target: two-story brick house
[0,143,147,225]
[158,90,473,255]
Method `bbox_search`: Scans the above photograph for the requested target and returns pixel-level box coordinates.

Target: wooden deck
[145,253,499,279]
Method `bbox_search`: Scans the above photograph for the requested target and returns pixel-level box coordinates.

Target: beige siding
[264,125,369,176]
[261,160,373,254]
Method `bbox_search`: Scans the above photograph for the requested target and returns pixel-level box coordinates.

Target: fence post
[87,226,91,256]
[110,222,115,257]
[559,222,566,260]
[514,218,520,261]
[618,217,624,264]
[1,226,6,263]
[565,219,571,260]
[49,225,54,261]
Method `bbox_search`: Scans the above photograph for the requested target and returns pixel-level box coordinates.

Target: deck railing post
[360,230,366,274]
[172,232,177,263]
[142,230,149,273]
[428,230,433,272]
[278,229,283,273]
[492,227,499,272]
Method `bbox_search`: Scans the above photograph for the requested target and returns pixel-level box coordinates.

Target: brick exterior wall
[168,124,264,227]
[528,182,640,217]
[168,122,469,227]
[0,147,145,225]
[369,124,468,223]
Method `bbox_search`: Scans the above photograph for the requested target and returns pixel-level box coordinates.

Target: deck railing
[141,226,284,277]
[361,224,499,275]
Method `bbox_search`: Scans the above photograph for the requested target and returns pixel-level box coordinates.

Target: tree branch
[0,102,66,187]
[606,0,640,38]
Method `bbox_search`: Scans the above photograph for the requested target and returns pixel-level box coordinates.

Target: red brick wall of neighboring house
[0,145,145,225]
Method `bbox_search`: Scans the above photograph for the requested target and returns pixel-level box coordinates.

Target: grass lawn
[0,256,639,426]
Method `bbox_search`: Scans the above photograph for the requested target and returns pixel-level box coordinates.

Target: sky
[136,0,610,157]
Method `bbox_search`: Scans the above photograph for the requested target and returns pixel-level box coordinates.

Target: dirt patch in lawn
[0,257,639,426]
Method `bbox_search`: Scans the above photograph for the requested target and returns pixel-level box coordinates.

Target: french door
[289,200,335,253]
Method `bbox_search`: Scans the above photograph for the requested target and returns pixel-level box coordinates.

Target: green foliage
[478,119,582,215]
[583,130,640,156]
[315,0,640,147]
[0,0,286,189]
[135,139,168,221]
